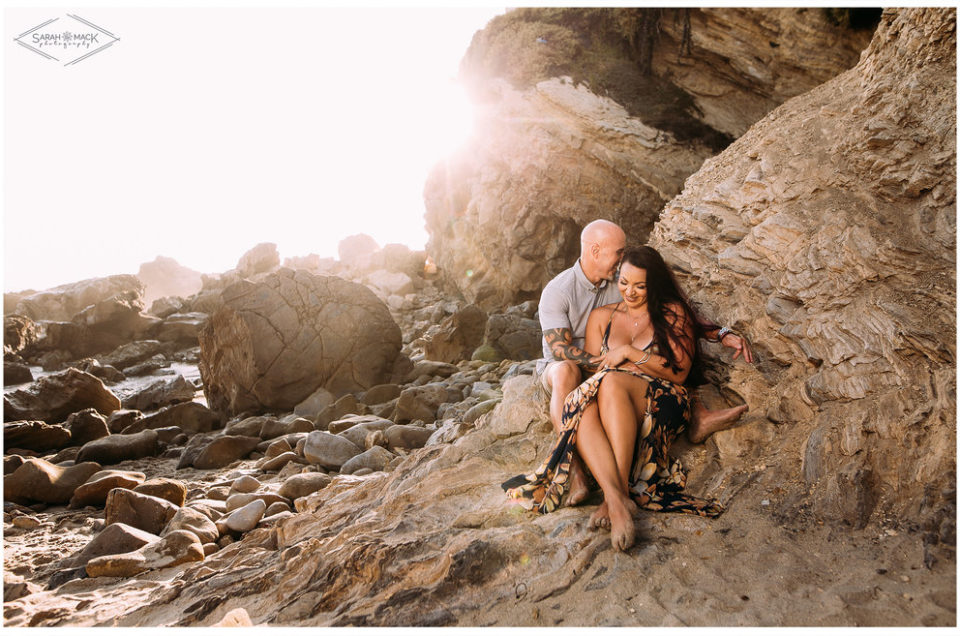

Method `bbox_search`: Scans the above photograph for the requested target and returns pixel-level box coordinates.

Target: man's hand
[544,327,602,371]
[721,332,754,363]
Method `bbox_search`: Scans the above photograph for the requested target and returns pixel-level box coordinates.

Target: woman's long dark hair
[621,246,716,386]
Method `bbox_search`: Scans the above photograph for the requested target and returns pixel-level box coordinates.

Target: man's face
[596,236,626,281]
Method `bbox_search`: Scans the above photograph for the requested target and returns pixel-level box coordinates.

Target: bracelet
[717,327,733,341]
[634,351,651,366]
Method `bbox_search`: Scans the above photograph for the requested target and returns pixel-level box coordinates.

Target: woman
[503,246,728,551]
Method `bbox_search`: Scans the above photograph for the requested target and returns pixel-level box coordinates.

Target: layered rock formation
[650,8,956,530]
[12,275,144,322]
[426,8,876,309]
[198,269,404,416]
[136,257,203,307]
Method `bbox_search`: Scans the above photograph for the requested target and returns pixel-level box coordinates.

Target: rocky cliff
[651,7,956,533]
[426,8,877,309]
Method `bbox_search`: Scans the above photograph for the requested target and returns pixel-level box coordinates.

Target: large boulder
[3,458,102,505]
[4,421,71,452]
[136,256,203,307]
[12,275,143,322]
[236,242,281,278]
[416,304,488,364]
[4,314,40,356]
[69,291,160,355]
[85,530,203,578]
[650,8,955,528]
[157,312,207,344]
[104,488,180,535]
[134,401,220,435]
[198,269,403,416]
[121,374,197,411]
[76,429,159,465]
[3,368,121,423]
[63,408,110,446]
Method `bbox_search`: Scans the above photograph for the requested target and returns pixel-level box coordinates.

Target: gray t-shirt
[537,260,622,373]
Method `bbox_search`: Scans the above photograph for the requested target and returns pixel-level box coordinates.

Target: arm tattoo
[543,328,597,372]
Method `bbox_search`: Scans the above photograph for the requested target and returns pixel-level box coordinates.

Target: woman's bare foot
[567,455,591,506]
[589,500,610,530]
[607,495,636,552]
[688,403,749,444]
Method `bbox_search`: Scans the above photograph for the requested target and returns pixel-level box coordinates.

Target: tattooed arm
[543,327,600,373]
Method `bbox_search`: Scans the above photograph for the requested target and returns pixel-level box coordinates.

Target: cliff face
[651,8,956,530]
[426,8,876,309]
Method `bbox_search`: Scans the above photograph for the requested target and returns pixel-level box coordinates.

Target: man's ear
[590,242,600,259]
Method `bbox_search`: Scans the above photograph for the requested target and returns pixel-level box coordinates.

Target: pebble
[231,475,261,493]
[12,516,41,529]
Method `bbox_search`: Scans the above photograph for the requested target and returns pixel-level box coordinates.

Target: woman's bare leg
[576,402,636,551]
[597,372,651,491]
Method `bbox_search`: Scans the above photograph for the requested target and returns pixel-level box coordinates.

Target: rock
[482,311,542,361]
[264,437,293,458]
[4,361,33,385]
[258,451,298,472]
[648,8,955,527]
[147,295,185,319]
[384,424,433,450]
[76,429,159,465]
[67,291,160,357]
[191,435,261,469]
[409,360,459,379]
[121,374,197,411]
[340,446,395,475]
[161,507,219,544]
[416,304,488,364]
[214,608,254,627]
[63,408,110,446]
[278,472,332,500]
[260,417,313,440]
[60,522,160,569]
[338,233,379,270]
[5,572,41,601]
[157,312,207,344]
[69,470,146,508]
[100,340,165,370]
[121,355,166,377]
[5,454,26,474]
[463,399,501,423]
[224,415,272,437]
[3,420,71,452]
[13,275,143,322]
[224,492,289,512]
[236,242,280,278]
[316,394,368,429]
[359,383,402,406]
[365,270,415,297]
[3,368,120,423]
[336,417,395,450]
[12,515,41,529]
[85,529,203,578]
[216,499,266,534]
[135,401,220,435]
[47,446,80,464]
[395,384,451,424]
[106,409,142,433]
[328,414,390,435]
[104,488,179,535]
[4,314,40,356]
[137,256,203,306]
[302,431,362,471]
[293,386,336,420]
[230,475,261,493]
[74,358,125,383]
[3,458,102,505]
[133,478,187,506]
[198,269,403,416]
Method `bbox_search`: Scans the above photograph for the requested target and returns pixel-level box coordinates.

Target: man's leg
[543,360,590,505]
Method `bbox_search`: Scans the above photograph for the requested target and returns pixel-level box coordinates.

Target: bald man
[536,219,752,505]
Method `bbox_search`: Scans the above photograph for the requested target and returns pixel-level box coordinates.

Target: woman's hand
[596,344,636,370]
[721,332,754,363]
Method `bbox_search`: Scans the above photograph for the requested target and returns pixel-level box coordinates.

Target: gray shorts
[534,359,567,394]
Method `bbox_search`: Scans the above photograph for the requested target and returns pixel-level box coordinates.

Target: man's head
[579,219,626,285]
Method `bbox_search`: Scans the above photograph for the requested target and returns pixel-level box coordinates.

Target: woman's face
[618,262,648,308]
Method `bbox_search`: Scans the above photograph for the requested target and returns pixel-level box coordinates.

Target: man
[536,219,753,504]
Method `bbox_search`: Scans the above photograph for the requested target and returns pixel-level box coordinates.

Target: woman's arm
[596,303,693,384]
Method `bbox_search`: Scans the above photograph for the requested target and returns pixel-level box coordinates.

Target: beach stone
[100,340,165,370]
[216,499,266,534]
[157,312,207,344]
[259,451,298,472]
[360,383,402,406]
[153,426,184,444]
[337,417,396,450]
[3,368,120,423]
[202,542,219,556]
[366,270,415,296]
[205,486,230,501]
[85,529,203,578]
[303,431,362,470]
[264,501,292,517]
[293,386,336,420]
[4,362,33,385]
[3,458,102,505]
[161,506,219,544]
[260,417,313,440]
[426,420,472,446]
[75,358,125,383]
[225,492,289,512]
[121,374,197,411]
[4,313,41,355]
[223,415,271,437]
[136,401,220,435]
[13,275,143,322]
[198,269,403,416]
[104,488,179,535]
[5,455,26,474]
[4,573,41,602]
[61,522,160,569]
[464,399,501,423]
[340,446,394,475]
[230,475,261,493]
[76,429,159,466]
[191,435,261,469]
[384,424,433,450]
[64,408,110,446]
[416,304,488,364]
[12,515,41,529]
[264,437,293,458]
[409,360,459,379]
[278,472,332,500]
[121,355,166,377]
[133,478,187,507]
[147,295,185,319]
[481,310,542,361]
[106,409,142,434]
[48,447,81,464]
[69,470,146,508]
[3,421,71,452]
[329,414,391,435]
[394,384,450,424]
[317,394,368,429]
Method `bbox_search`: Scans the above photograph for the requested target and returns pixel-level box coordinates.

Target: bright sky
[3,5,505,292]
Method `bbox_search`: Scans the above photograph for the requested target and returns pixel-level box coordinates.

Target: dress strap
[601,303,620,353]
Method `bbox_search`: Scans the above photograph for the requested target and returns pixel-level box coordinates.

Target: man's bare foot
[608,495,636,552]
[688,403,749,444]
[567,455,591,506]
[589,500,610,530]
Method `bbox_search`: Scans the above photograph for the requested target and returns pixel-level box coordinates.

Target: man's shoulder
[542,264,578,296]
